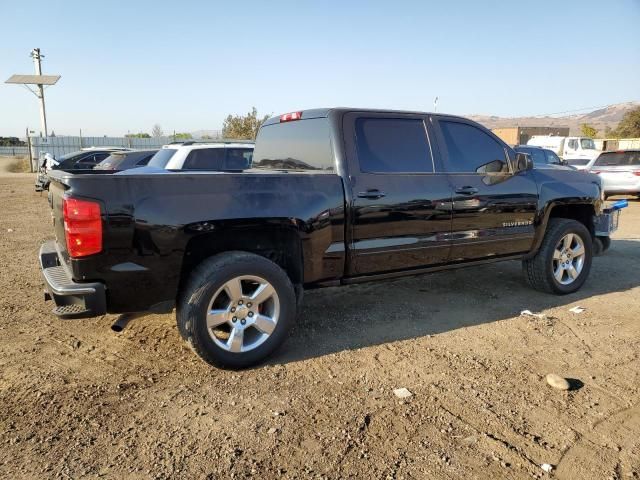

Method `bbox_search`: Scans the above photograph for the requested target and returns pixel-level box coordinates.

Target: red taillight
[279,111,303,122]
[634,171,640,176]
[63,197,102,257]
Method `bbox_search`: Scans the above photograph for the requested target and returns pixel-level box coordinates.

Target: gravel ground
[0,173,639,479]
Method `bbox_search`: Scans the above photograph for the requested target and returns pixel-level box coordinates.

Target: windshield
[594,152,640,166]
[580,138,596,150]
[57,150,84,161]
[148,148,178,168]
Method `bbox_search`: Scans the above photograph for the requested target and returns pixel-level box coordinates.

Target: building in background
[492,126,570,146]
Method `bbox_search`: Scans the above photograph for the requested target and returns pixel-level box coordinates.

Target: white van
[527,136,600,169]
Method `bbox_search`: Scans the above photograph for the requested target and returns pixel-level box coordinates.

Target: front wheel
[177,251,296,369]
[523,218,593,294]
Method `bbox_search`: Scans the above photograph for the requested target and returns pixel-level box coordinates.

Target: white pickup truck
[527,136,600,169]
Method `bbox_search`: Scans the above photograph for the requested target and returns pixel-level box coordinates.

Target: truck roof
[262,107,464,126]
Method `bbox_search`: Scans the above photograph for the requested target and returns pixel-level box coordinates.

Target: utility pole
[31,48,48,137]
[434,96,439,113]
[5,49,60,139]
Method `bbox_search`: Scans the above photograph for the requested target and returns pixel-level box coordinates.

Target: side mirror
[514,152,533,173]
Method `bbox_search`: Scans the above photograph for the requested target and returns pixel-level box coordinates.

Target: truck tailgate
[48,176,71,265]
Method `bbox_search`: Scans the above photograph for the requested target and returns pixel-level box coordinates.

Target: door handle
[455,186,478,195]
[357,189,386,200]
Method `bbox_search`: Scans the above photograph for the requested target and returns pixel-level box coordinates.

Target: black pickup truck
[40,108,620,368]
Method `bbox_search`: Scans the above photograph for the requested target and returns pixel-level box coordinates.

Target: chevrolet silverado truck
[40,108,621,368]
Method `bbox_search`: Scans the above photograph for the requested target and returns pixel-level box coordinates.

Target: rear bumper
[600,178,640,194]
[39,241,106,319]
[604,189,639,195]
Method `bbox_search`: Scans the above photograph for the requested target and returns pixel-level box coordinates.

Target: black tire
[601,236,612,252]
[522,218,593,294]
[176,251,296,369]
[596,235,611,254]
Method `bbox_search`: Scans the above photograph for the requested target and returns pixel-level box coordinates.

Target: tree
[610,107,640,138]
[174,132,192,140]
[125,132,151,138]
[49,130,56,137]
[151,124,164,138]
[0,137,26,146]
[222,107,269,140]
[580,123,597,138]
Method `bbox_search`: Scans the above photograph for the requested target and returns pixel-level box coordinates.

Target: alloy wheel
[552,233,586,285]
[205,275,280,353]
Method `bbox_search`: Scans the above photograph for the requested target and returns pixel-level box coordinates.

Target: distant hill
[186,102,638,139]
[469,101,639,136]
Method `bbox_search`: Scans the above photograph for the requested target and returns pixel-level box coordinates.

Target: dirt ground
[0,171,638,479]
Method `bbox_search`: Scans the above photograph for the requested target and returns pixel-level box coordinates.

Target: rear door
[432,117,538,261]
[344,112,452,275]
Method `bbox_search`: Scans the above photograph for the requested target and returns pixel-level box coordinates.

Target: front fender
[525,173,602,258]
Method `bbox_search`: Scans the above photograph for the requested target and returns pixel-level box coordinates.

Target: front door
[432,117,538,261]
[343,112,452,275]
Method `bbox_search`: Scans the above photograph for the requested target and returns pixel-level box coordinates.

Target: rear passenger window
[439,121,508,173]
[224,148,253,170]
[183,148,225,170]
[355,118,432,173]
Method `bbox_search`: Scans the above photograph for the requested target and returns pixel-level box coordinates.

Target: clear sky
[1,0,639,137]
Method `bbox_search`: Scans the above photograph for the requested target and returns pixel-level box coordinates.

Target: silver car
[588,150,640,199]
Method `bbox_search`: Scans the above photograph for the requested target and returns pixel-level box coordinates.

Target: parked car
[586,150,640,199]
[35,147,131,191]
[148,141,254,170]
[94,149,159,171]
[514,145,573,169]
[39,108,623,369]
[527,135,600,169]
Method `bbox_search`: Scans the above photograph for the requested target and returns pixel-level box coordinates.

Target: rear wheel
[523,218,593,294]
[177,251,296,369]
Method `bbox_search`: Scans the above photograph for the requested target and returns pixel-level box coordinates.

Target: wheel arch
[526,201,596,259]
[178,221,304,296]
